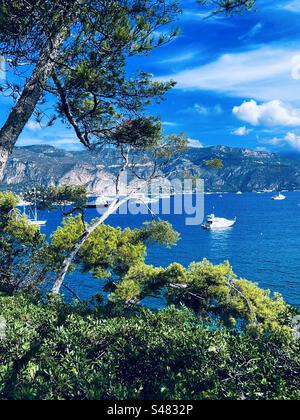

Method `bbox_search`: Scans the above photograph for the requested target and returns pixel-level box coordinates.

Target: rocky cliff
[2,144,300,193]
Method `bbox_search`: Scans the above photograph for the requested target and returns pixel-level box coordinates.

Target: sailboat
[22,192,47,227]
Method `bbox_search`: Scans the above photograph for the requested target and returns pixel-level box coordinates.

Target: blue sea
[38,192,300,306]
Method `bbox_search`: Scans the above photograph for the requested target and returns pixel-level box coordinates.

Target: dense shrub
[0,294,299,400]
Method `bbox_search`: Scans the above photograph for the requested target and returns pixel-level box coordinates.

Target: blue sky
[3,0,300,153]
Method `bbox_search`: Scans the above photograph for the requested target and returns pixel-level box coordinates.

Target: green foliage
[23,185,87,211]
[205,158,224,169]
[0,191,180,297]
[114,259,293,336]
[112,118,163,149]
[0,192,46,294]
[49,217,179,279]
[198,0,255,16]
[134,220,180,248]
[0,192,18,214]
[0,294,299,400]
[152,133,188,161]
[0,1,181,152]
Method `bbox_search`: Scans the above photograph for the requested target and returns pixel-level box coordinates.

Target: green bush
[0,294,299,400]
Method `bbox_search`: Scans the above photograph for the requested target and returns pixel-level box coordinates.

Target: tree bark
[0,1,85,181]
[0,146,9,181]
[0,36,64,180]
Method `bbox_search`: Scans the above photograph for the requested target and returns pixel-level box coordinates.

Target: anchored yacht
[272,193,286,201]
[202,214,236,230]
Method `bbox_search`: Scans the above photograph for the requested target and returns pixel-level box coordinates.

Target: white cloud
[160,52,197,65]
[188,138,203,148]
[26,121,42,131]
[232,126,253,136]
[284,132,300,149]
[291,55,300,80]
[17,138,43,147]
[17,130,83,150]
[233,100,300,127]
[163,121,178,127]
[182,10,234,26]
[239,22,263,40]
[261,132,300,150]
[18,136,82,150]
[193,103,223,116]
[159,45,300,101]
[282,1,300,13]
[261,137,283,146]
[255,147,269,152]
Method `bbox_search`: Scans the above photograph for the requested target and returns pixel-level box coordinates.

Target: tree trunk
[0,1,85,181]
[51,231,91,294]
[51,198,120,294]
[0,41,62,179]
[0,146,9,181]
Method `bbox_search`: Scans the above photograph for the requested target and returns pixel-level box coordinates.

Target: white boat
[237,191,243,195]
[27,219,47,227]
[133,196,159,204]
[85,196,114,209]
[202,214,236,230]
[272,193,286,201]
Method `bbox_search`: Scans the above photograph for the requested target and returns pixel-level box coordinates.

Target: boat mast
[34,188,38,221]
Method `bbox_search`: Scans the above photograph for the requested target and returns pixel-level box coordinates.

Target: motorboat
[85,196,114,209]
[202,214,236,230]
[27,219,47,227]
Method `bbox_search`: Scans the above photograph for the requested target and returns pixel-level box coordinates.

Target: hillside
[2,144,300,193]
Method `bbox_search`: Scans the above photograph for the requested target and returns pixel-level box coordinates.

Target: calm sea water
[38,192,300,306]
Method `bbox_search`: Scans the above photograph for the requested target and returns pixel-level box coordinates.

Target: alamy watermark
[95,174,205,226]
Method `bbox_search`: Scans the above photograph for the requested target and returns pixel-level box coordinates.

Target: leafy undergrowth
[0,294,300,400]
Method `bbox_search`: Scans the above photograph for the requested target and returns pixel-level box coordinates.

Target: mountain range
[2,144,300,193]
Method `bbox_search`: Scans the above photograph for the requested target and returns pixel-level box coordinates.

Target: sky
[3,0,300,153]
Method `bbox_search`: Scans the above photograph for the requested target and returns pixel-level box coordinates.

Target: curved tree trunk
[0,146,9,181]
[52,151,134,295]
[51,198,120,294]
[52,230,91,295]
